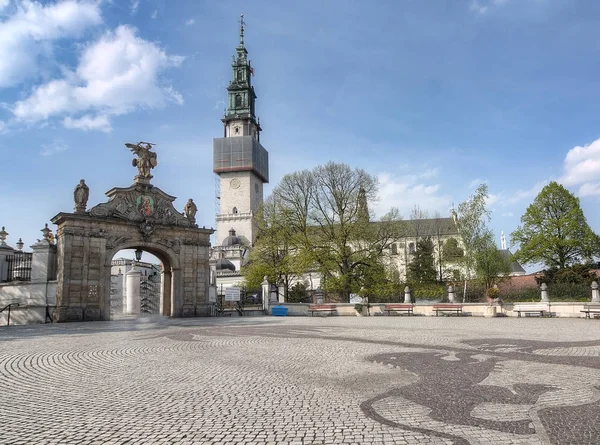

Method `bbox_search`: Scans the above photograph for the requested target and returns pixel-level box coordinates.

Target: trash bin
[272,306,288,316]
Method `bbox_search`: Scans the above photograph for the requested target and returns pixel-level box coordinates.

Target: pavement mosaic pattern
[1,316,600,444]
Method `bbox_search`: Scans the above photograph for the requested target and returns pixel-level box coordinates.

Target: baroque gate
[51,142,213,322]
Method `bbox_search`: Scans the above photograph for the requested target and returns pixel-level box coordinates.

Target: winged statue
[126,141,158,179]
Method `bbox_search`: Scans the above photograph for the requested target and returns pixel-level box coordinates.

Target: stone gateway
[51,143,214,322]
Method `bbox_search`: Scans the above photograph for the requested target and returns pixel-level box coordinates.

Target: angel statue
[125,142,158,180]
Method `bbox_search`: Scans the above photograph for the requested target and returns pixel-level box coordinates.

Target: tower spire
[239,13,245,46]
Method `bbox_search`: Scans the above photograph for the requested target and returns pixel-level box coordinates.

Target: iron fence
[4,253,33,282]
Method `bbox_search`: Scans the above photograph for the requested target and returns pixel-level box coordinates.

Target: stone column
[540,283,549,303]
[404,286,412,304]
[31,240,57,282]
[591,281,600,303]
[0,226,14,282]
[447,285,456,303]
[161,269,172,316]
[126,267,142,315]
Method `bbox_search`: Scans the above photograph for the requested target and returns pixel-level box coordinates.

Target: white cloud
[130,0,139,15]
[0,0,102,87]
[151,9,157,19]
[0,0,10,12]
[503,180,548,205]
[501,212,514,217]
[185,18,195,26]
[560,138,600,193]
[373,171,453,218]
[40,141,68,156]
[63,114,111,132]
[12,25,184,130]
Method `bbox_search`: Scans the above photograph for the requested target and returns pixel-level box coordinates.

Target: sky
[1,0,600,270]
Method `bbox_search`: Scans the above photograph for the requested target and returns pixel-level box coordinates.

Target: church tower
[213,14,269,248]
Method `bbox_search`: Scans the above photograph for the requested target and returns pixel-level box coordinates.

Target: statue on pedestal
[73,179,89,213]
[126,142,158,181]
[184,198,198,225]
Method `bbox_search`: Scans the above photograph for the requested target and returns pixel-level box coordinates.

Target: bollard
[592,281,600,303]
[404,286,412,304]
[540,283,549,302]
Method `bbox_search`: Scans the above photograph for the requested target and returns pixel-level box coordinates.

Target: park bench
[580,304,600,319]
[513,303,551,318]
[308,304,337,316]
[384,304,415,316]
[432,304,462,316]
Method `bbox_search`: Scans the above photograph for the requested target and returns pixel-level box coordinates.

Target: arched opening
[232,206,238,214]
[104,242,178,320]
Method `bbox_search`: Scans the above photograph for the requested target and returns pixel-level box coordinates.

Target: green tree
[245,162,404,302]
[407,237,437,284]
[475,242,511,290]
[511,181,600,269]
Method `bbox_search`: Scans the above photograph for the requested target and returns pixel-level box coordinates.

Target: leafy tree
[407,237,437,284]
[245,162,404,302]
[443,237,464,261]
[511,181,600,269]
[455,183,508,295]
[475,242,511,290]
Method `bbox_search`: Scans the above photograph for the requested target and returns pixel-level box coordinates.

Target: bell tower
[213,14,269,248]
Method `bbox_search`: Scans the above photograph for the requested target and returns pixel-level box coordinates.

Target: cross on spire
[239,13,245,45]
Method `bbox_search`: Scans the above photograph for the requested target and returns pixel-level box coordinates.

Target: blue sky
[1,0,600,270]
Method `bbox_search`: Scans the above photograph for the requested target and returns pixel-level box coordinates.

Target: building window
[235,94,242,107]
[409,242,415,254]
[391,243,398,255]
[232,207,238,214]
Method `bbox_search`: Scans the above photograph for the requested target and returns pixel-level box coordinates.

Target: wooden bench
[384,304,415,316]
[581,304,600,319]
[513,303,551,317]
[308,304,336,316]
[432,304,462,316]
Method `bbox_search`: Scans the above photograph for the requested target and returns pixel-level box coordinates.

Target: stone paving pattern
[2,316,600,444]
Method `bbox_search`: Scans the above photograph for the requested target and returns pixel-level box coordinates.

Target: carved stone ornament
[58,227,105,238]
[139,220,155,241]
[88,184,194,228]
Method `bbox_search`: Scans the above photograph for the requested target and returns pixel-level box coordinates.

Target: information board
[225,287,241,301]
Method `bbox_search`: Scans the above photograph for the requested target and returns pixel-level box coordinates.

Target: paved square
[2,316,600,444]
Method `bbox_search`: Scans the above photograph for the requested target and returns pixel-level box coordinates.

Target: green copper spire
[222,13,260,136]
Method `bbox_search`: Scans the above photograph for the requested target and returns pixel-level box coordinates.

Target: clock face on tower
[230,178,241,189]
[231,124,241,136]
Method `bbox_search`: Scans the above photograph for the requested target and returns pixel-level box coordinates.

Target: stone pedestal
[540,283,549,302]
[126,268,142,315]
[404,286,411,304]
[447,285,456,303]
[591,281,600,303]
[484,306,497,318]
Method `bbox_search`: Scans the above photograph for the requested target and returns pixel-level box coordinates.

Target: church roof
[498,249,527,274]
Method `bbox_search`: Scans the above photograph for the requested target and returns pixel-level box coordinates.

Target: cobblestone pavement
[2,316,600,444]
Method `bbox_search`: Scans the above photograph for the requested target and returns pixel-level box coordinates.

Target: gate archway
[50,143,213,322]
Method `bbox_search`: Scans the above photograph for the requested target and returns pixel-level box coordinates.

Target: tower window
[235,94,242,107]
[391,243,398,255]
[409,243,415,254]
[233,207,238,214]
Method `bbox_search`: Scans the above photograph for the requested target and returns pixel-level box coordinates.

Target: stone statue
[74,179,89,213]
[126,142,158,181]
[184,198,198,224]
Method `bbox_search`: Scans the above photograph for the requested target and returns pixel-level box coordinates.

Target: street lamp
[134,248,143,262]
